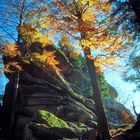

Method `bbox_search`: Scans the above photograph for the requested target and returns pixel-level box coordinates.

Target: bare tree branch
[132,101,138,116]
[0,26,16,42]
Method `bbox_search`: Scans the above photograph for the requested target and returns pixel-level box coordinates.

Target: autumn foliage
[2,44,20,58]
[1,0,129,75]
[45,0,129,75]
[0,0,137,140]
[1,24,60,74]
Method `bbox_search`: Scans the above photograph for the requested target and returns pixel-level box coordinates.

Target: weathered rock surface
[10,71,96,139]
[1,41,135,139]
[22,110,94,140]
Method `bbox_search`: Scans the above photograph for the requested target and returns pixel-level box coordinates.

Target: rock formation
[1,41,135,139]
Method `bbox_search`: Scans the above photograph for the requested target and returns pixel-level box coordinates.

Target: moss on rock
[38,110,69,128]
[31,110,93,138]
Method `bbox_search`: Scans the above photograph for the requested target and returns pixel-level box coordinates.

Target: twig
[132,101,138,116]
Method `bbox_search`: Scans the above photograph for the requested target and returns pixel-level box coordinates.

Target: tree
[0,0,49,48]
[109,0,140,91]
[59,33,75,58]
[125,55,140,91]
[0,1,54,133]
[0,0,130,139]
[44,0,129,139]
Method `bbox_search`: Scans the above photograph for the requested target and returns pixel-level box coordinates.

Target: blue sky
[105,69,140,115]
[0,55,8,94]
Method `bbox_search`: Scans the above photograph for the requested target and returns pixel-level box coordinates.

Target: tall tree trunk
[83,47,111,139]
[9,73,20,135]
